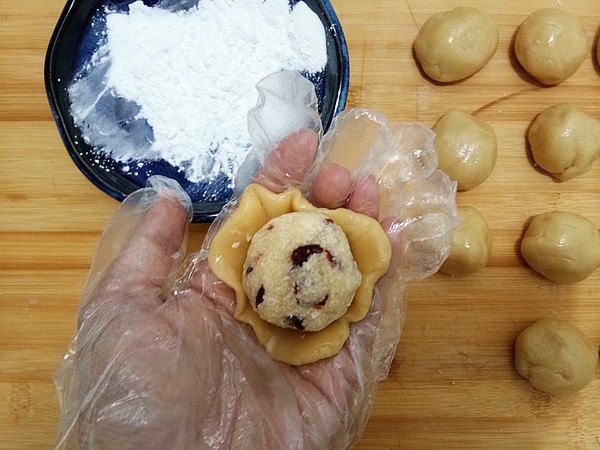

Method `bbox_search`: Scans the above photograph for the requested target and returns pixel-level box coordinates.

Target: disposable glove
[55,71,457,449]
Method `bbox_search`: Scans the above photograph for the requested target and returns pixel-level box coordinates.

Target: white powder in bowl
[69,0,327,185]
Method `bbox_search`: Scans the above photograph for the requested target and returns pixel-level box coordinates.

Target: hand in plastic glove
[55,129,409,450]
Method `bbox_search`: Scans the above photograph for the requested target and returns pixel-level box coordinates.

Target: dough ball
[243,211,361,332]
[515,8,588,85]
[433,109,497,190]
[440,206,492,277]
[528,103,600,181]
[515,319,598,396]
[520,211,600,284]
[414,7,498,83]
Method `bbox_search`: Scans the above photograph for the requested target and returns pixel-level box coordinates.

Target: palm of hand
[56,131,401,449]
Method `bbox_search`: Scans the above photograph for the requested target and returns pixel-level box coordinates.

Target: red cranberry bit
[266,224,274,230]
[291,244,323,267]
[285,315,305,331]
[293,283,301,295]
[255,285,265,307]
[314,295,328,310]
[325,249,335,266]
[325,218,335,224]
[291,244,337,268]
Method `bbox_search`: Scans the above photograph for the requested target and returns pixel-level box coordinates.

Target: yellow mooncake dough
[515,8,587,85]
[520,211,600,284]
[433,109,497,190]
[414,7,498,83]
[439,206,492,277]
[515,319,599,396]
[208,184,392,365]
[528,104,600,181]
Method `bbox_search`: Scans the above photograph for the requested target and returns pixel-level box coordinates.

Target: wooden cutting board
[1,0,599,448]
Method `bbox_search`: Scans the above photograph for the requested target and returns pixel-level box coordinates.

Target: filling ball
[242,211,362,332]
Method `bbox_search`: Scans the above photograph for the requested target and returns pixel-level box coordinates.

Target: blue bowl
[45,0,349,222]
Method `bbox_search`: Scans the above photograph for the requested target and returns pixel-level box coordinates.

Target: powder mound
[243,211,362,332]
[68,0,327,185]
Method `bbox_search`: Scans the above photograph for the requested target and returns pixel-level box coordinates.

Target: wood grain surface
[1,0,599,448]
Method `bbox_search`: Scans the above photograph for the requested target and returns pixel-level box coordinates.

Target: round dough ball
[515,8,588,85]
[440,206,493,277]
[433,109,497,190]
[515,319,598,396]
[414,7,498,83]
[528,103,600,181]
[243,211,361,332]
[520,211,600,284]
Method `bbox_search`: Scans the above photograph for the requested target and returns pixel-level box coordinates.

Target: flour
[69,0,327,185]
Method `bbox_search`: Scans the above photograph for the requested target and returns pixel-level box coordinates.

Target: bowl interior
[45,0,349,222]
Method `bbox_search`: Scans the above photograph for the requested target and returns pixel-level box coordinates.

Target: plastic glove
[55,71,457,449]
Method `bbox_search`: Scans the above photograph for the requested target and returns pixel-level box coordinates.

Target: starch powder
[69,0,327,186]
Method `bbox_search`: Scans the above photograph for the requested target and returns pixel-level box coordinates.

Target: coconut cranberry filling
[242,211,362,332]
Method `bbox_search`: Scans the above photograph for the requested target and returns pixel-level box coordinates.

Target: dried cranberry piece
[314,295,328,310]
[325,218,335,224]
[255,285,265,307]
[291,244,323,267]
[325,250,335,265]
[291,244,336,267]
[285,315,305,330]
[266,224,274,230]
